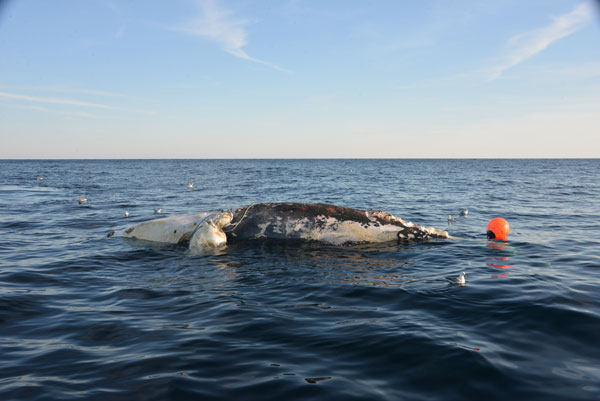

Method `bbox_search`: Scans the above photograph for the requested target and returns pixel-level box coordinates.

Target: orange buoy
[487,218,510,240]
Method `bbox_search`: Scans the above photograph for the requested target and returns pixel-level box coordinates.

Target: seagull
[448,215,457,222]
[188,182,194,189]
[124,210,129,217]
[447,272,466,286]
[154,208,162,214]
[459,209,469,217]
[37,176,44,181]
[78,196,87,204]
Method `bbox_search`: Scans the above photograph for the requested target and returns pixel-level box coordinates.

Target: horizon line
[1,157,598,161]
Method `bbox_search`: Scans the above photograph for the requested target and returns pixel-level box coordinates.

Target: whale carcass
[107,203,449,252]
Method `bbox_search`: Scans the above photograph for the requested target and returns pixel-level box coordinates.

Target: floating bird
[459,209,469,217]
[447,271,466,286]
[154,208,162,214]
[188,182,194,189]
[124,210,129,218]
[78,196,87,204]
[37,176,44,181]
[448,215,457,222]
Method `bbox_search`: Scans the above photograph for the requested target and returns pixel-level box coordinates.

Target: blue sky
[1,0,599,158]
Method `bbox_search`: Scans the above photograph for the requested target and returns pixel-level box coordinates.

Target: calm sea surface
[1,159,599,401]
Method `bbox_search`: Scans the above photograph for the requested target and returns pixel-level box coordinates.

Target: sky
[0,0,599,158]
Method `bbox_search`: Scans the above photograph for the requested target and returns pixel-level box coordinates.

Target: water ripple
[0,159,599,400]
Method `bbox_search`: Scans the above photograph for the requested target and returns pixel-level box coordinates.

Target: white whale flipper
[189,211,233,254]
[109,211,216,243]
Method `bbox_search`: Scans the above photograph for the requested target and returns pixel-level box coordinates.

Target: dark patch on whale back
[239,203,372,223]
[225,202,404,242]
[222,202,448,244]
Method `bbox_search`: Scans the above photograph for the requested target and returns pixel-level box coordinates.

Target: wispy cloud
[489,1,594,80]
[7,104,98,119]
[0,91,117,109]
[494,61,600,82]
[0,90,155,116]
[174,0,290,72]
[0,85,130,98]
[105,1,126,39]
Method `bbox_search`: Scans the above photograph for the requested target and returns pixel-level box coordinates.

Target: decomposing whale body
[107,203,449,253]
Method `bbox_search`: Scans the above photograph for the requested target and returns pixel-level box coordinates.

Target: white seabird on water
[78,196,87,204]
[37,176,44,181]
[154,208,162,214]
[447,272,466,286]
[447,215,457,222]
[124,210,129,218]
[188,182,194,189]
[459,209,469,217]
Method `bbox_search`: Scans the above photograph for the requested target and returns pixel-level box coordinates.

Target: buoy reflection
[486,242,515,276]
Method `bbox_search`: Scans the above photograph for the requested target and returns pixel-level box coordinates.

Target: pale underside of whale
[108,203,449,253]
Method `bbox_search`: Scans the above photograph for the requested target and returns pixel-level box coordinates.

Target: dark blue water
[1,159,599,401]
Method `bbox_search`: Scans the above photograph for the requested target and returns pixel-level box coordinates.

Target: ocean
[1,159,599,400]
